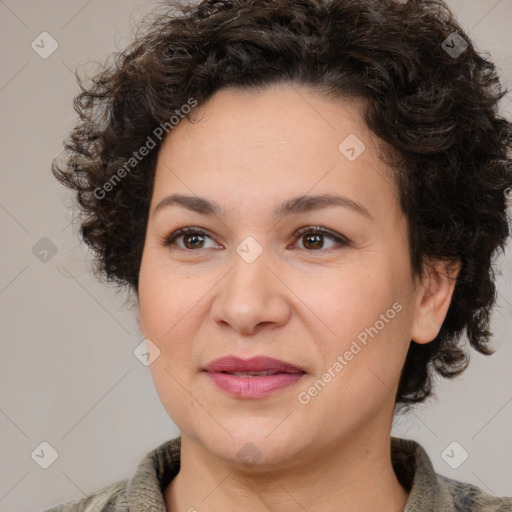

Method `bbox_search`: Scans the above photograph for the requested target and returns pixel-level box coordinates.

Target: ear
[410,258,461,344]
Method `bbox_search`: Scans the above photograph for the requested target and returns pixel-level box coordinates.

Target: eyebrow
[153,193,374,221]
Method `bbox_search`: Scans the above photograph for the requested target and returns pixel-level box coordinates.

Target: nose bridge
[227,235,273,301]
[211,235,290,333]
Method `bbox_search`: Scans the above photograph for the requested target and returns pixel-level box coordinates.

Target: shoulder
[40,437,181,512]
[436,474,512,512]
[391,437,512,511]
[41,479,128,512]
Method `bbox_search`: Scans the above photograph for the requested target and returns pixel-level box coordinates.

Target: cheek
[315,261,396,336]
[311,259,410,379]
[138,259,197,340]
[138,258,211,387]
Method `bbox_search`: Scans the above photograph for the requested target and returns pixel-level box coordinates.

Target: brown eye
[182,232,207,249]
[302,233,324,250]
[293,226,350,251]
[160,225,350,253]
[161,227,216,250]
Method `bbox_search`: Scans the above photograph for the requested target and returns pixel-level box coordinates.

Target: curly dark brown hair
[52,0,512,408]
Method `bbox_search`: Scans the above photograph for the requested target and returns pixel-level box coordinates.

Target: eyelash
[159,226,351,253]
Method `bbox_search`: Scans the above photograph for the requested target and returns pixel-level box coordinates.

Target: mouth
[202,356,306,398]
[203,355,306,374]
[222,371,292,376]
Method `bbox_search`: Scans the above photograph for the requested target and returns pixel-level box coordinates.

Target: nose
[210,244,291,335]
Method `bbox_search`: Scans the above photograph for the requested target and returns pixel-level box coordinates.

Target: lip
[203,356,306,399]
[203,355,305,374]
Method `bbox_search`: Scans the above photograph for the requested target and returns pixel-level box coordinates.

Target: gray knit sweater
[42,436,512,511]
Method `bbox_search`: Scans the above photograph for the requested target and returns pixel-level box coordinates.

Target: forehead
[151,83,400,224]
[177,84,369,154]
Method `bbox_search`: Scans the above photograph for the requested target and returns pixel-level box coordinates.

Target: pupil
[185,234,204,249]
[304,234,322,250]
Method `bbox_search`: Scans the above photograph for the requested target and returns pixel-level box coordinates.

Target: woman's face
[138,83,429,468]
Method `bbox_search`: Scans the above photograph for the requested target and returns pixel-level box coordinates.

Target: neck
[164,427,409,512]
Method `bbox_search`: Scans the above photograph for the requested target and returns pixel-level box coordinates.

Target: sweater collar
[127,436,441,511]
[390,436,442,511]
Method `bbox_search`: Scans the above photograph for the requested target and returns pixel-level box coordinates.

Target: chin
[194,423,304,469]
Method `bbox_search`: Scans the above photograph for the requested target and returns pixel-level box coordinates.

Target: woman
[45,0,512,510]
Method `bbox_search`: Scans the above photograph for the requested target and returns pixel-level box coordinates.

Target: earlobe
[410,259,461,344]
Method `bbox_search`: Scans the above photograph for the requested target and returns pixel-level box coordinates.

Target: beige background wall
[0,1,511,510]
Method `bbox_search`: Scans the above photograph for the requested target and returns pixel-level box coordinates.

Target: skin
[136,83,460,512]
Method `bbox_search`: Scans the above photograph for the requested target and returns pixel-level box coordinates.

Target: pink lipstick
[203,356,306,398]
